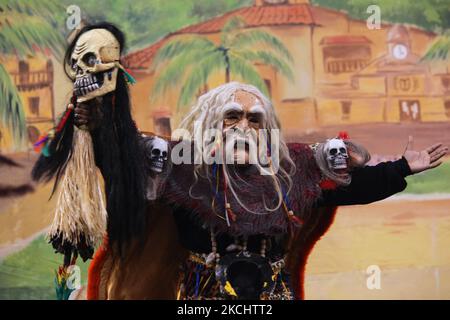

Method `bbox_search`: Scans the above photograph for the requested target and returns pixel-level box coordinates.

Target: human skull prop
[69,29,120,103]
[324,138,349,170]
[150,137,168,173]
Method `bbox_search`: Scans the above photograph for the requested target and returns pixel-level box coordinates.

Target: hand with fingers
[74,103,90,129]
[403,136,448,174]
[74,100,103,131]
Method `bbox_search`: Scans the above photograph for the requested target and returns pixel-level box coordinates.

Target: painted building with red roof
[123,0,449,136]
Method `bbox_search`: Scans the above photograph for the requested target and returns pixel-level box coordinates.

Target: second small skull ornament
[150,137,168,173]
[325,138,349,171]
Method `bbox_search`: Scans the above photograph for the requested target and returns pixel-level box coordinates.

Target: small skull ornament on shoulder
[324,138,349,171]
[149,137,168,173]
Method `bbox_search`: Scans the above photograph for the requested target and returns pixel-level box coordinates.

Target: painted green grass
[404,161,450,194]
[0,235,89,300]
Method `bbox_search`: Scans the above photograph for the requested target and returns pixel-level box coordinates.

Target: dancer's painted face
[222,90,266,164]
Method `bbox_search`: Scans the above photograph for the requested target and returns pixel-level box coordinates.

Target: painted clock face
[393,44,408,60]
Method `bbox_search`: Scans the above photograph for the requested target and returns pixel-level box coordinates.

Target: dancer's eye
[248,113,263,128]
[224,111,242,125]
[248,115,260,124]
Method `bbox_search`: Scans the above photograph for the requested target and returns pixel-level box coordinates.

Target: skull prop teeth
[150,137,168,173]
[325,138,349,171]
[69,29,120,102]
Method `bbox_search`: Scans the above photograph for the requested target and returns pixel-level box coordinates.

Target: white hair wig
[177,82,296,215]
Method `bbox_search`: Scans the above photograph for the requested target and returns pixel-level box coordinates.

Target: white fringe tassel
[48,127,107,247]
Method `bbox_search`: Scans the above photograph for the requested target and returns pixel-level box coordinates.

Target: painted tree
[422,31,450,65]
[151,16,294,110]
[0,0,63,148]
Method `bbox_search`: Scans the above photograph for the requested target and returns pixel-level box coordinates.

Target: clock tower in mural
[387,24,411,61]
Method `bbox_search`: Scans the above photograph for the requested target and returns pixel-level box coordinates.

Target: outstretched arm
[318,137,447,207]
[319,157,410,206]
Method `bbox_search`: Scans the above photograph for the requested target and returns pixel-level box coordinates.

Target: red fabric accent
[87,236,110,300]
[292,206,339,299]
[227,208,237,222]
[337,131,349,140]
[319,179,338,190]
[56,108,73,133]
[125,68,134,77]
[289,214,304,226]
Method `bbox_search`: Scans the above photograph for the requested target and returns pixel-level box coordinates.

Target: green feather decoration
[122,68,136,85]
[42,141,51,157]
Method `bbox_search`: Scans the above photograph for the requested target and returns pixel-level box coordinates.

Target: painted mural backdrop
[0,0,449,299]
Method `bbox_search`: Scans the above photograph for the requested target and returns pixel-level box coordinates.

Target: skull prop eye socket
[70,29,121,103]
[71,59,78,72]
[325,138,348,171]
[82,52,98,67]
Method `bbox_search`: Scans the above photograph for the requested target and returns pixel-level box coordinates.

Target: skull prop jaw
[325,138,349,171]
[150,137,168,173]
[69,29,121,103]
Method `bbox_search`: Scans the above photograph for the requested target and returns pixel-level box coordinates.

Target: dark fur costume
[86,139,411,299]
[158,142,411,299]
[164,142,323,237]
[162,142,337,299]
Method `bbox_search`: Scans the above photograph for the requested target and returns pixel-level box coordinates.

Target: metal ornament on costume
[215,251,276,299]
[149,136,169,173]
[324,138,349,171]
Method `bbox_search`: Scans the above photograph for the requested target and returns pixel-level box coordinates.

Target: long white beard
[223,128,259,165]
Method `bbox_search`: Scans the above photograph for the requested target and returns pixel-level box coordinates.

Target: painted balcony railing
[11,70,53,91]
[326,59,370,74]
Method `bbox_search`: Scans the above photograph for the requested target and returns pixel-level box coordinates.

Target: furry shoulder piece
[163,142,323,237]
